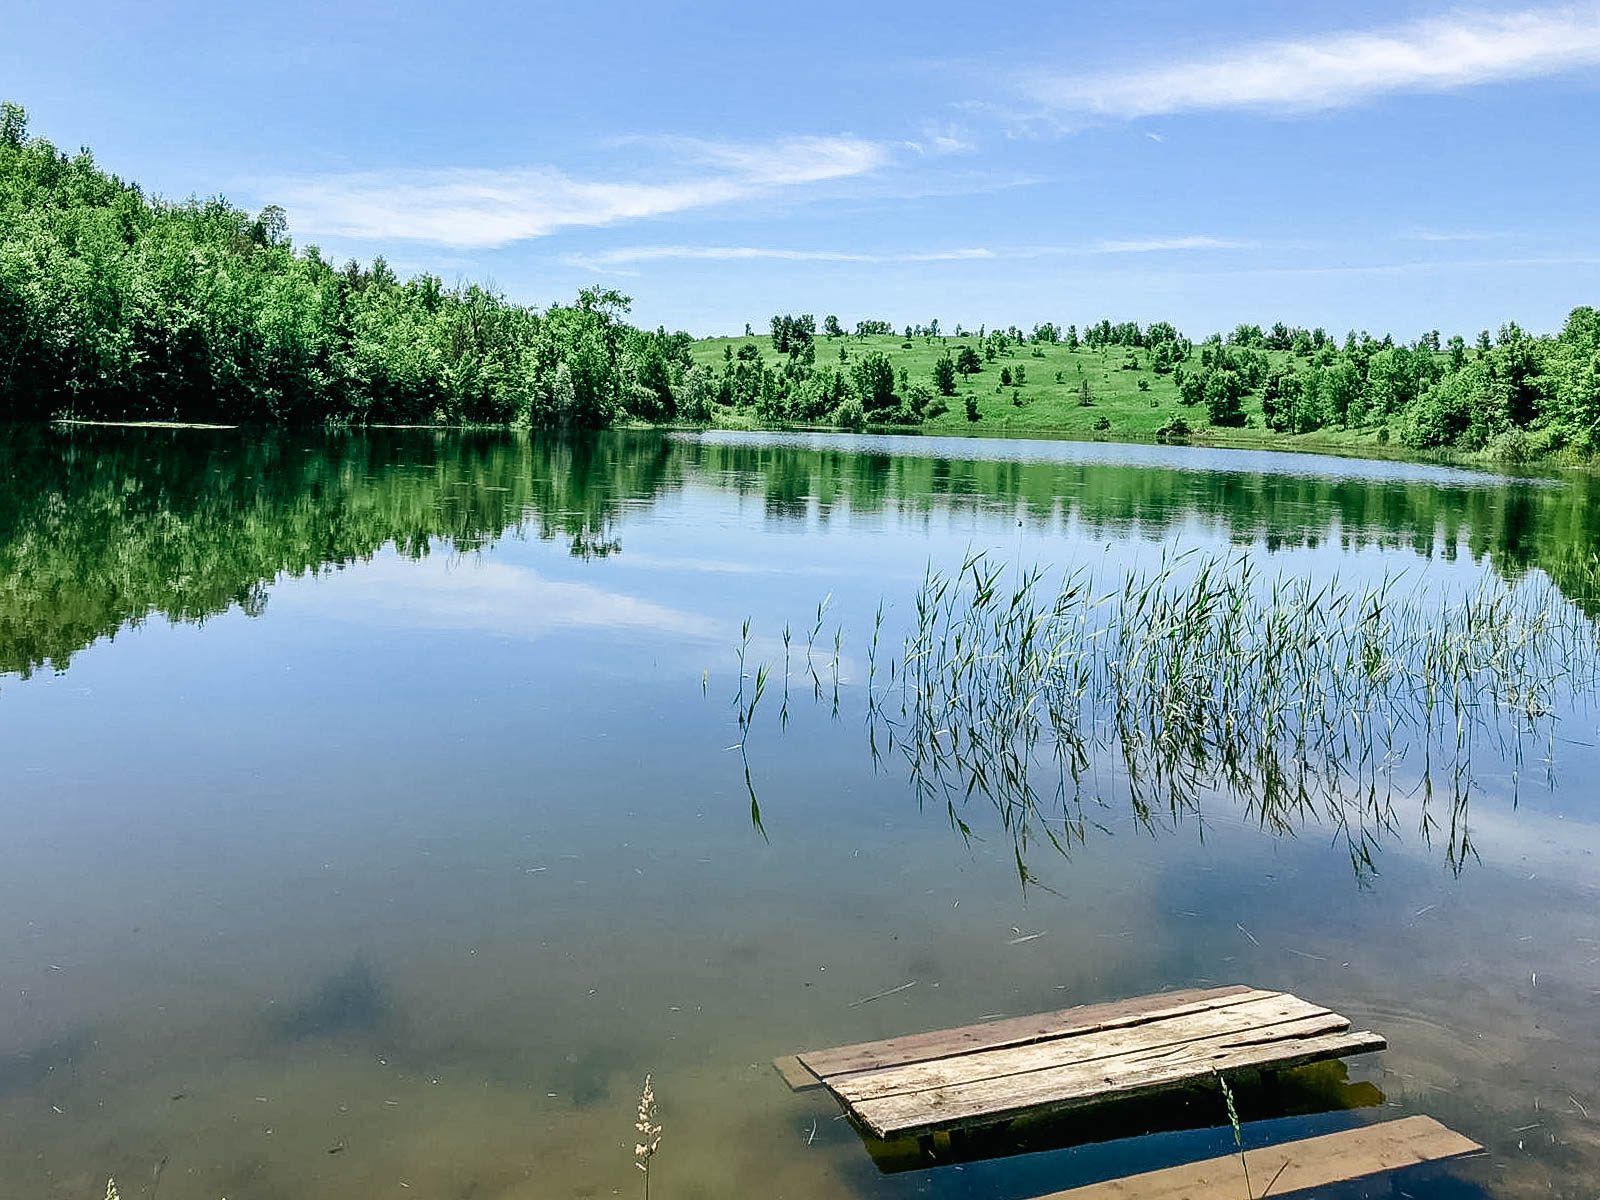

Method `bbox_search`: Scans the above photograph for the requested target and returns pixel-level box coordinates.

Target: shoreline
[40,415,1593,475]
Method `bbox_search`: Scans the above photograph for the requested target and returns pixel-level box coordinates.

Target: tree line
[739,309,1600,457]
[3,101,1597,455]
[1171,320,1600,456]
[0,102,698,426]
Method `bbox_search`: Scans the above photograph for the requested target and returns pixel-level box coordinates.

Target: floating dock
[775,984,1386,1139]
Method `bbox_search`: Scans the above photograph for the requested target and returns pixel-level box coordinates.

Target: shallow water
[0,425,1597,1199]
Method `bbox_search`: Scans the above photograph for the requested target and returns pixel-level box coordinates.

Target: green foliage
[1204,369,1247,427]
[0,103,693,427]
[769,313,814,355]
[850,350,898,415]
[1156,415,1192,441]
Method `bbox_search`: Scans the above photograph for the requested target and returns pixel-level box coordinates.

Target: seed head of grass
[635,1072,663,1194]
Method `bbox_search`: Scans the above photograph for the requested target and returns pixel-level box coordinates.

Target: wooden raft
[775,984,1387,1139]
[1033,1115,1480,1200]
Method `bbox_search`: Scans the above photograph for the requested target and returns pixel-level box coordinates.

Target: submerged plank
[795,985,1257,1082]
[1032,1115,1480,1200]
[851,1026,1387,1138]
[772,1054,822,1091]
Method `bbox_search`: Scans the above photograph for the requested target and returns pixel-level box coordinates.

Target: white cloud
[1028,4,1600,117]
[280,555,719,642]
[562,244,995,270]
[268,136,890,249]
[1404,228,1517,241]
[905,121,979,155]
[562,238,1253,271]
[1090,235,1255,253]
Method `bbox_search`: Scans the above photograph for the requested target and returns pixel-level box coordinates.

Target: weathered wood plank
[851,1026,1387,1138]
[1031,1115,1480,1200]
[831,992,1337,1105]
[772,1054,823,1091]
[795,985,1257,1081]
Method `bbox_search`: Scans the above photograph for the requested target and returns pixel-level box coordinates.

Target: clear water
[0,425,1596,1199]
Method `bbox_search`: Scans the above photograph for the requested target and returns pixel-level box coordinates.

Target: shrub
[832,396,865,430]
[1156,415,1192,441]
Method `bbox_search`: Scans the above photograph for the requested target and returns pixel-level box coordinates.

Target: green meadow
[687,333,1381,452]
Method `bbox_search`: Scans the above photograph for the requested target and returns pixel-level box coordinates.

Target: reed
[738,549,1600,880]
[1217,1072,1252,1199]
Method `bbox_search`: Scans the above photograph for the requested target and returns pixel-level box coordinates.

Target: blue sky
[5,0,1599,336]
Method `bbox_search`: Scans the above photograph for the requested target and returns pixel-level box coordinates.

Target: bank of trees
[4,102,1597,454]
[0,103,698,426]
[1174,318,1600,456]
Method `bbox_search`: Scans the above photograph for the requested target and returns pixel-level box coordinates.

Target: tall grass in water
[883,549,1598,881]
[740,549,1600,882]
[635,1073,663,1200]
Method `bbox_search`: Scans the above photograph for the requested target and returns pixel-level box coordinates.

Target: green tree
[1204,369,1247,427]
[932,354,957,396]
[0,101,25,147]
[850,350,897,414]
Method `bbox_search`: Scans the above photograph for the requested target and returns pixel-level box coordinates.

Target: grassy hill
[686,332,1357,448]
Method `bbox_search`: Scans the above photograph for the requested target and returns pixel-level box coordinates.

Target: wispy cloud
[1404,228,1519,242]
[1026,4,1600,118]
[905,121,979,155]
[1090,235,1256,253]
[562,236,1262,272]
[268,135,890,249]
[1153,254,1600,280]
[563,244,995,270]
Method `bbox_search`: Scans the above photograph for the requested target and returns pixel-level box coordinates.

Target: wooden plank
[772,1054,823,1091]
[851,1026,1387,1138]
[795,985,1257,1081]
[1032,1115,1480,1200]
[831,992,1337,1105]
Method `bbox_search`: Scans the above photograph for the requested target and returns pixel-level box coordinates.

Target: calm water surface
[1,426,1597,1199]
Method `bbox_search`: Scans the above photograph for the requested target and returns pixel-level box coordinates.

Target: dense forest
[3,101,1598,459]
[0,103,695,426]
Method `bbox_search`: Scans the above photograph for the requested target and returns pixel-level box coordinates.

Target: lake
[1,424,1597,1199]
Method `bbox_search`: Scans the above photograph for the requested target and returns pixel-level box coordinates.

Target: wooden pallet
[775,984,1386,1139]
[1033,1115,1480,1199]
